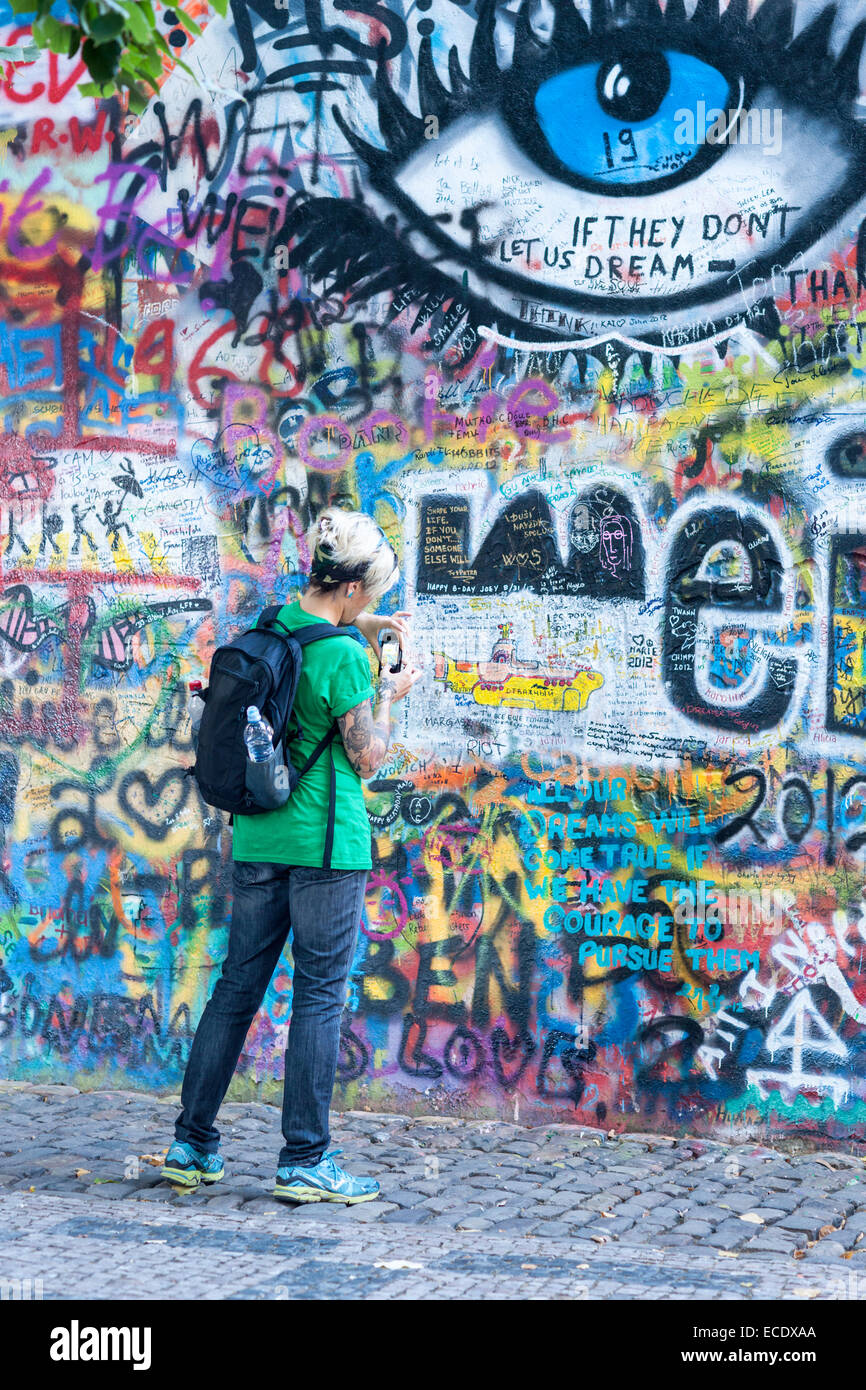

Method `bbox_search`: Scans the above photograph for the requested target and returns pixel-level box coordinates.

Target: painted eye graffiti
[526,46,735,191]
[295,0,866,355]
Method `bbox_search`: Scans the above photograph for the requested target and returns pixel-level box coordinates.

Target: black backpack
[189,605,351,865]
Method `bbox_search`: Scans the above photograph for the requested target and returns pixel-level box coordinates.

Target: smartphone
[378,631,402,674]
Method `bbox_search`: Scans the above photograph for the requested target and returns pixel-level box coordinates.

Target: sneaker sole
[273,1183,378,1205]
[161,1166,224,1187]
[160,1165,200,1187]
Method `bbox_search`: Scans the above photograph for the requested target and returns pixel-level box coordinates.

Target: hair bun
[316,514,337,554]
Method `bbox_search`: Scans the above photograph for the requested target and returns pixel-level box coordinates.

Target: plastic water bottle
[244,705,274,762]
[187,680,206,735]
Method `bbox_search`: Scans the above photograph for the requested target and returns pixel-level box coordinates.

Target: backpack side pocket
[244,739,297,810]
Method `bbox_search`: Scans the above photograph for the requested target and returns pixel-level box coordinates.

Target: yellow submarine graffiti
[433,625,604,712]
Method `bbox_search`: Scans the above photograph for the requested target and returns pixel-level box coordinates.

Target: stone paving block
[410,1180,447,1196]
[653,1200,691,1218]
[549,1173,608,1193]
[734,1206,789,1223]
[746,1191,800,1213]
[209,1185,268,1204]
[420,1194,474,1213]
[705,1223,750,1250]
[0,1161,47,1177]
[494,1180,540,1197]
[744,1227,803,1250]
[678,1220,714,1237]
[582,1193,625,1212]
[376,1187,429,1207]
[81,1182,143,1200]
[687,1186,727,1204]
[274,1203,349,1222]
[798,1202,850,1224]
[343,1202,398,1222]
[526,1220,574,1238]
[10,1175,80,1193]
[686,1205,733,1224]
[800,1241,847,1262]
[198,1194,247,1212]
[379,1207,432,1224]
[776,1212,825,1238]
[586,1217,633,1237]
[712,1191,764,1214]
[534,1190,579,1209]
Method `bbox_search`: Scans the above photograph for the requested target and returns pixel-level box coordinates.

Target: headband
[310,527,396,589]
[310,551,371,587]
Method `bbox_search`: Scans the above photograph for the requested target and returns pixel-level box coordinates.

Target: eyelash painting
[285,0,866,359]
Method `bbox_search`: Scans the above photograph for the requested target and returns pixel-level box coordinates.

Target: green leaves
[175,9,202,37]
[86,12,127,44]
[123,3,154,48]
[19,0,209,109]
[82,36,122,83]
[30,14,70,52]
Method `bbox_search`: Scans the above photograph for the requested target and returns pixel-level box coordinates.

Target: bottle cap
[188,680,203,692]
[247,706,261,721]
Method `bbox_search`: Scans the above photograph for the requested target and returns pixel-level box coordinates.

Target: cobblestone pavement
[2,1082,866,1299]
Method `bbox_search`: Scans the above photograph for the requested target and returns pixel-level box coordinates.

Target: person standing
[162,507,421,1203]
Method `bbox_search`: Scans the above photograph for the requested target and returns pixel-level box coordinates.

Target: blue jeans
[174,861,368,1169]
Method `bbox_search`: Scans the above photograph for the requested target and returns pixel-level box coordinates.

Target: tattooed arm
[338,664,421,779]
[338,677,396,780]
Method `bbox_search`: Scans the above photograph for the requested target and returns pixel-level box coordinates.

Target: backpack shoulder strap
[297,723,339,775]
[292,623,352,646]
[256,608,351,646]
[256,604,284,631]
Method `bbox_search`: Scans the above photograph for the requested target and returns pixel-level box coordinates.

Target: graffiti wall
[3,0,866,1144]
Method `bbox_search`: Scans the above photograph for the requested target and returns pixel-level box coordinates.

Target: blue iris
[534,50,732,186]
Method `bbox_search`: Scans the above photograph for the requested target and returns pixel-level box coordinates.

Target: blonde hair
[309,507,399,603]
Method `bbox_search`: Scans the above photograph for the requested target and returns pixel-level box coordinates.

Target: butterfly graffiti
[0,584,212,675]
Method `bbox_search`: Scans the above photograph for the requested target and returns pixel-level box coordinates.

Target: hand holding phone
[378,630,403,674]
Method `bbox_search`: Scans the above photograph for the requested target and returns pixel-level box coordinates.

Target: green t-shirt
[231,600,375,869]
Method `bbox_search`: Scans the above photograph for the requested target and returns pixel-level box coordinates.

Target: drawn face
[294,0,866,354]
[599,514,632,577]
[569,503,598,555]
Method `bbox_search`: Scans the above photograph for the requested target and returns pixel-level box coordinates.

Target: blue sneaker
[161,1140,224,1188]
[274,1149,379,1204]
